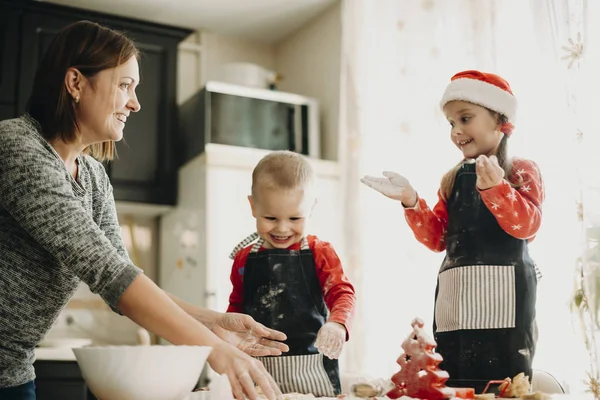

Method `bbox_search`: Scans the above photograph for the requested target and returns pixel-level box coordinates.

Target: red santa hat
[439,70,517,125]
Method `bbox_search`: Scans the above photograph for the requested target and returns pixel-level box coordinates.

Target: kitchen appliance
[178,81,320,165]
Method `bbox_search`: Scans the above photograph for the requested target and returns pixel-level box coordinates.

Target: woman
[0,20,286,400]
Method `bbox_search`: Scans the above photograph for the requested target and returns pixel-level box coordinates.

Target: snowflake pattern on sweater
[404,158,544,252]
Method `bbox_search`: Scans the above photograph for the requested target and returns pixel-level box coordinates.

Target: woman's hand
[163,294,289,357]
[475,155,505,190]
[118,279,283,399]
[208,341,283,400]
[361,171,418,207]
[212,312,289,357]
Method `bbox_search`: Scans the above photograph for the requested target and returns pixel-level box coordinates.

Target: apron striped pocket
[255,353,335,397]
[436,265,516,332]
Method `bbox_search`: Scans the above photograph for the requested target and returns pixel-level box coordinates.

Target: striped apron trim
[229,232,260,260]
[249,237,264,253]
[436,265,516,332]
[229,234,309,259]
[256,353,335,397]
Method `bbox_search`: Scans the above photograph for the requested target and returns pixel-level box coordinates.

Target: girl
[0,21,285,400]
[362,70,544,392]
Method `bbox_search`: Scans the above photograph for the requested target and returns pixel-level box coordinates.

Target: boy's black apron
[433,162,537,393]
[230,235,340,397]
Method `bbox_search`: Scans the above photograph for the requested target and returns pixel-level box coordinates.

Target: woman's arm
[97,173,288,358]
[118,274,219,346]
[0,127,140,308]
[118,275,282,400]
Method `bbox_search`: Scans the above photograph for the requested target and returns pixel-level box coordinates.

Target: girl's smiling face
[443,100,504,159]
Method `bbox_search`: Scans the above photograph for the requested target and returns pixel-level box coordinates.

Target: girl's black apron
[232,235,340,396]
[433,162,537,393]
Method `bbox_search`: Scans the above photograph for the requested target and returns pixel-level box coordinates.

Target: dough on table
[257,392,394,399]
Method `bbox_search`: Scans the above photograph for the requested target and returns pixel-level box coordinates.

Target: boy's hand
[476,155,505,190]
[315,322,346,359]
[213,313,289,357]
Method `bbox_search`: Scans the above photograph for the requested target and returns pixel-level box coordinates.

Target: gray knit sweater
[0,115,142,388]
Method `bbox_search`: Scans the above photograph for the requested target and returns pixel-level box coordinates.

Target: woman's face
[76,55,141,145]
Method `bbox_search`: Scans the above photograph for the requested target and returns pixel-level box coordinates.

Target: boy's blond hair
[251,151,315,198]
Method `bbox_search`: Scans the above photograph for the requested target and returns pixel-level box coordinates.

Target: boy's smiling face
[249,185,316,249]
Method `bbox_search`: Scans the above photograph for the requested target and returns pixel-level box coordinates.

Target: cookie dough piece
[499,373,531,398]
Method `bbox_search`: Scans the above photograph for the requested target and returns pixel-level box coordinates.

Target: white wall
[201,31,276,87]
[177,31,277,105]
[275,2,342,161]
[177,9,343,161]
[177,32,204,105]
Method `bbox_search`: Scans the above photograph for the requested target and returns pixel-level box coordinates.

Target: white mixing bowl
[73,345,212,400]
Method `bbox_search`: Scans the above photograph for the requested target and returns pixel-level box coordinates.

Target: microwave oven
[178,81,320,165]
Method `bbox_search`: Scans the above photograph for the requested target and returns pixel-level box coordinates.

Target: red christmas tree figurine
[386,318,457,400]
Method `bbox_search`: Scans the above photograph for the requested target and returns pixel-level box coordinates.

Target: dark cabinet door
[102,30,179,205]
[0,104,15,120]
[17,12,78,114]
[36,380,90,400]
[17,11,186,205]
[0,7,20,106]
[34,360,97,400]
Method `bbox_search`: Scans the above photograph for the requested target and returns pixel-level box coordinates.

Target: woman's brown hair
[440,112,522,201]
[26,20,139,161]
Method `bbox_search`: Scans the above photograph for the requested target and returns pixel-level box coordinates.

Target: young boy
[227,150,356,397]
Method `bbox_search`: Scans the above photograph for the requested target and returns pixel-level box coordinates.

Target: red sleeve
[403,191,449,252]
[227,247,251,313]
[309,236,356,340]
[478,158,544,240]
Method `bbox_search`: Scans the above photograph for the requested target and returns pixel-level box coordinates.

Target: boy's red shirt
[227,235,356,338]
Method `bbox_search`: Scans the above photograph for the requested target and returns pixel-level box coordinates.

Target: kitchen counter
[30,352,597,400]
[35,347,77,361]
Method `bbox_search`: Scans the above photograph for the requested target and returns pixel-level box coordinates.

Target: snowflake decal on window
[561,32,584,69]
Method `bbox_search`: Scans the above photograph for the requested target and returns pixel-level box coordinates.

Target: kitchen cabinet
[0,7,19,106]
[0,104,15,121]
[1,0,192,205]
[34,360,96,400]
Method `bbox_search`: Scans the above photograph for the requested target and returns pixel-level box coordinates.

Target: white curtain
[339,0,599,392]
[501,0,597,392]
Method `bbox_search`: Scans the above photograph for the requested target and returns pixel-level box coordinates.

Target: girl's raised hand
[475,155,505,190]
[361,171,418,207]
